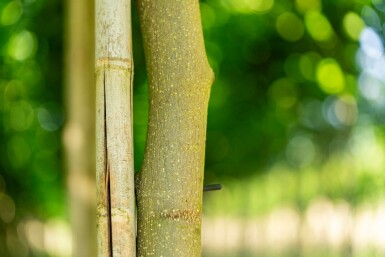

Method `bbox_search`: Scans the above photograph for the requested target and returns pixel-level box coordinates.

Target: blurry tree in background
[1,0,385,256]
[0,0,66,256]
[200,0,385,256]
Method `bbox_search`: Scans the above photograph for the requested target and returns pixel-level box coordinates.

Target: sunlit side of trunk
[136,0,214,256]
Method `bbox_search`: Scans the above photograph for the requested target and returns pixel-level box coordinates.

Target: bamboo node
[96,57,133,70]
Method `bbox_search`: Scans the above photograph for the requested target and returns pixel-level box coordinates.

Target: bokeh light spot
[7,30,37,61]
[305,11,334,42]
[7,135,31,169]
[373,0,385,12]
[360,28,383,59]
[17,60,42,85]
[300,99,326,129]
[334,95,357,127]
[361,6,381,31]
[37,103,64,132]
[276,12,304,42]
[25,219,45,252]
[316,58,345,94]
[295,0,321,14]
[238,15,263,38]
[10,100,34,131]
[285,53,314,82]
[286,134,315,167]
[356,46,385,83]
[44,219,72,257]
[299,55,313,80]
[4,80,26,104]
[224,0,274,14]
[299,52,321,81]
[270,78,298,108]
[0,175,5,200]
[0,194,16,223]
[322,96,357,128]
[359,72,385,102]
[0,1,22,26]
[343,12,364,41]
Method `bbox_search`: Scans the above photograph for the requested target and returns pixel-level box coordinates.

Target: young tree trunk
[95,0,135,256]
[136,0,214,256]
[64,0,96,256]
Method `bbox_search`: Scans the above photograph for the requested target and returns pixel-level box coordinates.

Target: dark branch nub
[203,184,222,192]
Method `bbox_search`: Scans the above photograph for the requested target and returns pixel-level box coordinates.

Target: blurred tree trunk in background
[136,0,214,256]
[64,0,96,256]
[95,0,136,256]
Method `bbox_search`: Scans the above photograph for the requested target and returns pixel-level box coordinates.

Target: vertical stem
[136,0,214,256]
[95,0,135,256]
[64,0,96,256]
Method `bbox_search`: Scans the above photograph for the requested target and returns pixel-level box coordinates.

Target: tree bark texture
[95,0,135,256]
[136,0,214,256]
[64,0,96,256]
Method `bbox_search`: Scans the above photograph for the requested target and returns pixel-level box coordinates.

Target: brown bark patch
[160,209,201,223]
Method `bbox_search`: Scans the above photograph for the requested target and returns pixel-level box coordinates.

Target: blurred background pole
[64,0,96,256]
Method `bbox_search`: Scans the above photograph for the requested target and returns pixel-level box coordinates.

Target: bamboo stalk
[95,0,135,256]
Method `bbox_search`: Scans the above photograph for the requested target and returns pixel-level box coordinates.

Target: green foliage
[0,0,64,256]
[1,0,385,256]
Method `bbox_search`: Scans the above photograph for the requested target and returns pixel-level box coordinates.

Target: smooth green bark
[136,0,214,256]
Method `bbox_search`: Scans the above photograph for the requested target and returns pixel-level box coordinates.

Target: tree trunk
[95,0,135,256]
[136,0,214,256]
[64,0,96,256]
